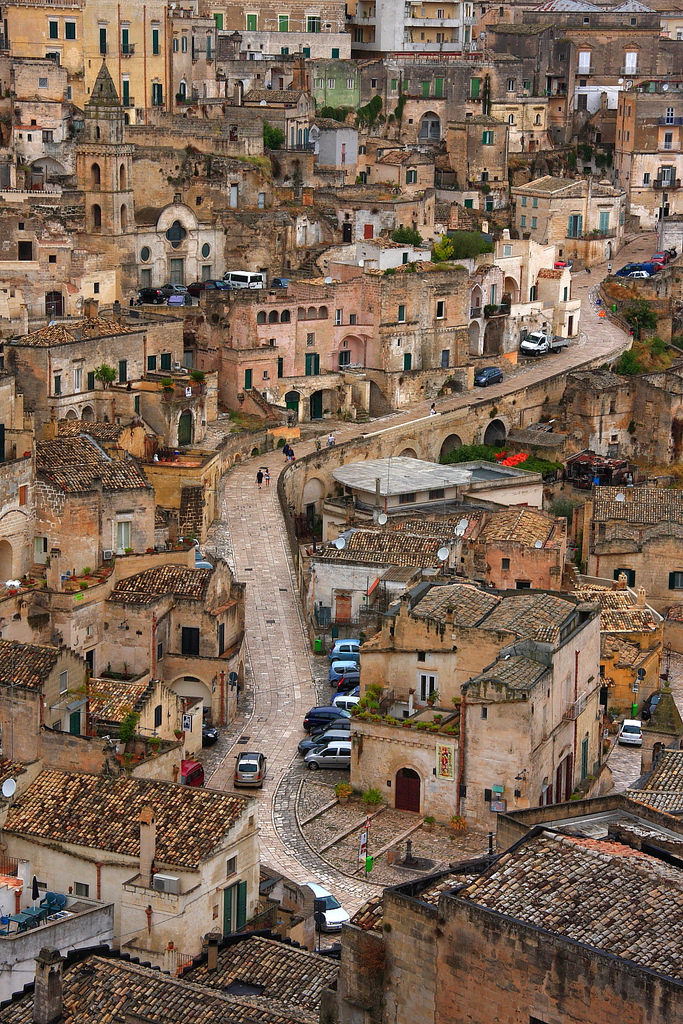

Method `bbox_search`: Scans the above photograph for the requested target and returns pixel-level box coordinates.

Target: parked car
[159,283,189,297]
[303,706,351,733]
[626,270,650,279]
[180,759,205,787]
[298,727,351,756]
[617,719,643,746]
[332,693,361,712]
[202,724,219,746]
[335,671,361,692]
[137,287,165,305]
[329,659,359,684]
[519,331,570,356]
[311,717,351,737]
[641,691,662,722]
[328,639,361,662]
[651,251,672,266]
[615,263,644,278]
[305,740,352,771]
[187,279,231,297]
[473,366,503,387]
[554,259,573,270]
[303,882,350,932]
[234,750,267,787]
[270,277,290,288]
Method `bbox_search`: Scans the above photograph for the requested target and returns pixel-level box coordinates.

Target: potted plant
[423,815,435,832]
[426,689,439,707]
[362,787,383,807]
[450,814,467,834]
[335,782,353,805]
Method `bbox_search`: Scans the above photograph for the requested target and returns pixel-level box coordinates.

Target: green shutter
[246,14,257,30]
[331,47,339,58]
[434,77,443,98]
[87,371,95,390]
[244,368,252,390]
[152,28,159,54]
[470,77,480,98]
[421,81,430,98]
[214,12,223,29]
[118,360,127,383]
[223,885,233,934]
[403,353,412,371]
[236,880,247,929]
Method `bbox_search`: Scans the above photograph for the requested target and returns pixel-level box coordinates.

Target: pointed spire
[87,60,121,107]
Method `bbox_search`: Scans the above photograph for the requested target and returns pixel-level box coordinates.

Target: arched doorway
[309,390,323,420]
[301,476,325,528]
[503,276,519,304]
[91,203,102,231]
[484,419,506,445]
[395,767,421,812]
[178,409,193,446]
[483,321,503,356]
[0,540,13,579]
[399,448,417,458]
[81,406,95,422]
[45,291,63,318]
[440,434,463,459]
[418,112,441,141]
[468,321,481,356]
[284,391,300,419]
[168,675,212,713]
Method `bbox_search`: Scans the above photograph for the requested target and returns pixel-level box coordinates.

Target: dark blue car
[474,366,503,387]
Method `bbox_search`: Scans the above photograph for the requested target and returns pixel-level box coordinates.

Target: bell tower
[76,61,135,236]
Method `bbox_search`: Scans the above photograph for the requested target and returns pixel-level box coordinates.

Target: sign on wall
[182,713,192,732]
[436,743,455,781]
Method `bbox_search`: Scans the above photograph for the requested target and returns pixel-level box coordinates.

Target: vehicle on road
[160,283,189,297]
[180,759,205,787]
[223,270,266,289]
[473,366,503,387]
[270,277,290,288]
[519,331,570,356]
[298,727,351,756]
[303,706,352,732]
[651,251,672,267]
[640,691,662,722]
[335,671,361,692]
[328,639,361,662]
[614,263,656,278]
[137,287,165,305]
[626,270,650,279]
[618,719,643,746]
[305,740,352,771]
[303,882,350,932]
[187,279,231,297]
[202,724,219,746]
[329,659,359,684]
[234,750,267,787]
[311,717,351,737]
[332,693,361,712]
[554,259,573,270]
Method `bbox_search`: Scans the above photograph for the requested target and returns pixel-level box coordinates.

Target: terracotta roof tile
[323,529,445,568]
[0,639,64,691]
[480,507,557,547]
[57,419,126,440]
[36,437,150,493]
[12,316,138,348]
[87,678,155,723]
[592,487,683,525]
[108,564,212,605]
[351,892,384,931]
[4,769,249,868]
[186,935,338,1014]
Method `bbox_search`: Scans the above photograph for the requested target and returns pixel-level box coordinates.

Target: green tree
[119,710,140,743]
[623,299,657,338]
[263,121,285,150]
[432,235,455,262]
[392,226,423,246]
[94,364,117,388]
[615,349,642,375]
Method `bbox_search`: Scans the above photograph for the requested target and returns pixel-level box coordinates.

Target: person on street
[264,468,270,487]
[256,469,264,490]
[430,403,437,415]
[327,433,335,447]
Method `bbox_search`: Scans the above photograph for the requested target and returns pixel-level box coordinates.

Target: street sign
[358,829,368,863]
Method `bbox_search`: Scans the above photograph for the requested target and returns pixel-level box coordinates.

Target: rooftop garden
[440,442,562,478]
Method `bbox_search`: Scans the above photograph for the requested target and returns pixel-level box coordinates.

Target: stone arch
[284,390,300,419]
[468,321,481,356]
[178,408,194,446]
[503,275,519,304]
[399,447,418,458]
[484,418,506,445]
[120,203,128,232]
[167,674,212,712]
[418,112,441,142]
[298,306,306,319]
[280,309,291,323]
[91,162,101,187]
[318,306,328,319]
[395,766,421,811]
[267,310,277,324]
[81,406,95,422]
[338,334,364,368]
[440,433,463,459]
[91,203,102,231]
[257,311,266,324]
[0,539,13,580]
[119,162,127,190]
[307,306,317,319]
[65,408,78,420]
[470,285,483,316]
[301,476,325,516]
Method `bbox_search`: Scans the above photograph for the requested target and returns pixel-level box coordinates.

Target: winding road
[205,234,656,912]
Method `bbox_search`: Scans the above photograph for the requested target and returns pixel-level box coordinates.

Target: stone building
[336,824,683,1024]
[1,56,75,184]
[0,374,34,580]
[352,582,602,828]
[348,0,473,55]
[462,505,567,589]
[615,80,683,229]
[511,175,626,265]
[1,768,260,964]
[207,0,349,59]
[446,115,509,192]
[88,675,202,754]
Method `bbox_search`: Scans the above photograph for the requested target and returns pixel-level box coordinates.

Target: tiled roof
[591,487,683,525]
[572,587,659,634]
[537,268,563,279]
[513,175,574,193]
[185,935,338,1015]
[566,368,626,391]
[459,830,683,977]
[475,653,549,691]
[57,419,125,441]
[600,634,645,667]
[640,749,683,793]
[483,592,577,642]
[12,316,137,348]
[88,678,155,723]
[351,892,384,931]
[412,582,500,627]
[0,954,310,1024]
[480,507,556,547]
[322,528,445,568]
[391,511,483,537]
[4,769,248,867]
[0,639,63,691]
[36,437,149,493]
[108,564,212,605]
[381,565,421,583]
[0,758,26,789]
[625,790,683,813]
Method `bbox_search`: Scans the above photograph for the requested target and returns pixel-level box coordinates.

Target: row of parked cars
[614,248,677,279]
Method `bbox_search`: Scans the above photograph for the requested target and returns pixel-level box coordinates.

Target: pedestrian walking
[264,468,270,487]
[282,443,291,460]
[315,438,322,451]
[430,403,437,416]
[256,469,264,490]
[327,433,335,447]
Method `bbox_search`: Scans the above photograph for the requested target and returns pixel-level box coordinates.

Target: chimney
[46,548,62,593]
[207,934,220,971]
[32,948,63,1024]
[637,586,646,609]
[139,803,156,887]
[617,572,628,590]
[82,298,98,319]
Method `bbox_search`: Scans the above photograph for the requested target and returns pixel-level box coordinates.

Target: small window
[53,374,62,396]
[520,215,527,228]
[306,332,315,346]
[154,704,162,729]
[160,353,172,371]
[531,217,537,229]
[147,355,157,371]
[532,198,538,208]
[65,21,76,39]
[501,557,510,570]
[349,313,357,325]
[59,670,68,693]
[482,130,494,145]
[481,707,488,719]
[521,196,527,207]
[398,304,406,323]
[335,308,342,326]
[484,788,492,802]
[516,580,531,589]
[49,19,59,38]
[614,568,636,587]
[669,571,683,590]
[428,488,445,500]
[201,243,211,258]
[18,241,33,261]
[93,282,100,295]
[226,856,237,876]
[406,168,417,184]
[74,882,89,897]
[417,651,426,662]
[436,300,445,319]
[398,492,416,504]
[48,254,56,264]
[18,485,27,505]
[157,641,163,661]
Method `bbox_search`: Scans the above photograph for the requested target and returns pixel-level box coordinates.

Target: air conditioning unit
[153,874,180,894]
[103,549,113,560]
[174,361,182,370]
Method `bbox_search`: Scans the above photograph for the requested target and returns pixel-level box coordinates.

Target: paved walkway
[204,234,656,910]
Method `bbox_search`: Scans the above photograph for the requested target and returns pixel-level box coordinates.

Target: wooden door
[395,768,420,812]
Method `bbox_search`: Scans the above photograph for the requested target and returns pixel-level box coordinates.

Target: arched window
[534,113,541,125]
[318,306,328,319]
[95,125,100,140]
[307,306,316,319]
[280,309,291,323]
[257,311,267,325]
[92,203,102,231]
[119,163,126,190]
[268,310,278,323]
[91,162,101,187]
[178,80,187,100]
[120,204,128,232]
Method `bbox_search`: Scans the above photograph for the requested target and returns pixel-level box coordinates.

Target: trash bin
[612,304,617,312]
[314,637,322,654]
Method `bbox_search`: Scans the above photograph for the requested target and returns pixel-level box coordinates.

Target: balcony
[659,116,683,126]
[470,305,482,318]
[563,692,587,720]
[121,43,135,56]
[654,178,681,189]
[484,302,510,317]
[620,65,638,75]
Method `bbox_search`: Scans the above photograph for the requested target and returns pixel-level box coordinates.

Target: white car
[626,270,650,279]
[332,693,360,712]
[618,719,643,746]
[304,882,350,932]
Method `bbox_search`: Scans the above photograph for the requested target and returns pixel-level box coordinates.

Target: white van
[223,270,266,290]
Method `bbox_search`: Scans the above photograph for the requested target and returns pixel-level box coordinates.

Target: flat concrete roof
[332,457,536,497]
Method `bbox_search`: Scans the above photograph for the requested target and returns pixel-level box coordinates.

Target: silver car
[305,740,351,771]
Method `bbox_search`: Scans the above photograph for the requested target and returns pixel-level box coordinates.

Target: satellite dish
[1,778,16,799]
[377,512,388,526]
[534,540,543,549]
[454,518,469,536]
[334,537,346,550]
[618,78,624,85]
[663,83,669,91]
[615,492,626,502]
[437,546,449,562]
[324,276,332,284]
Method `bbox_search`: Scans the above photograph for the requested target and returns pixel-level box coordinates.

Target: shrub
[190,369,205,383]
[362,787,383,805]
[276,437,286,448]
[356,95,382,125]
[263,121,284,150]
[424,815,436,825]
[320,104,353,122]
[94,364,116,389]
[391,226,423,246]
[119,711,140,743]
[82,567,91,575]
[433,230,493,262]
[335,782,353,799]
[615,349,642,375]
